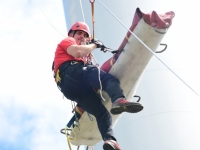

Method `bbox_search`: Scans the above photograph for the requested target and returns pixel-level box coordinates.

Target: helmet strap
[72,30,77,37]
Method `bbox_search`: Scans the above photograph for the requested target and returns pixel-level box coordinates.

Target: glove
[91,39,105,49]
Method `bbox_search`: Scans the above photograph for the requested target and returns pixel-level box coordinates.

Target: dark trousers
[58,61,125,140]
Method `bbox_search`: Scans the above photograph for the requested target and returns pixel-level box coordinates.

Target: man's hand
[91,39,105,49]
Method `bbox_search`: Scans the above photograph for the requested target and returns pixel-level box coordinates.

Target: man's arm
[67,44,97,58]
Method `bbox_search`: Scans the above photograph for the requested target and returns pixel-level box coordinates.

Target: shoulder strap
[52,61,55,78]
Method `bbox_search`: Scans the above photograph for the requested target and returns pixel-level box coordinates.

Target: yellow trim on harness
[55,69,61,83]
[71,61,79,65]
[65,126,76,150]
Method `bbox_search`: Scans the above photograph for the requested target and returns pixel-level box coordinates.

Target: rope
[90,1,106,101]
[85,0,106,101]
[90,49,106,101]
[97,0,199,97]
[34,0,66,37]
[97,66,106,101]
[90,0,95,39]
[64,127,76,150]
[79,0,85,22]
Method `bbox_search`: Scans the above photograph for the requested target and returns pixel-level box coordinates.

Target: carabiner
[89,0,95,3]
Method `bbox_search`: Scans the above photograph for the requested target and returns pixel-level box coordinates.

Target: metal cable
[91,53,106,101]
[79,0,106,101]
[79,0,86,22]
[97,0,199,97]
[34,0,66,37]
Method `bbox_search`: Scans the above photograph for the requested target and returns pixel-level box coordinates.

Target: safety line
[79,0,106,101]
[97,0,200,97]
[90,54,106,101]
[34,0,66,37]
[36,0,104,101]
[79,0,86,22]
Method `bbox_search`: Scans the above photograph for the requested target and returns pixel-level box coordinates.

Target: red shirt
[53,37,86,72]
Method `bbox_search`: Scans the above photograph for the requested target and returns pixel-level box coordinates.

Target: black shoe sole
[103,143,116,150]
[110,102,143,115]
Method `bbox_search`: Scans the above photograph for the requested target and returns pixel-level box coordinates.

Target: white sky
[0,0,85,150]
[1,0,200,150]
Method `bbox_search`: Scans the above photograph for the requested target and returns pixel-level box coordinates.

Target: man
[53,22,143,150]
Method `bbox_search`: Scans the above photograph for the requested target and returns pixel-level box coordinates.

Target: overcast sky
[1,0,200,150]
[0,0,85,150]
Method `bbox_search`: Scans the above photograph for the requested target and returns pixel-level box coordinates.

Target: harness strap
[53,61,83,83]
[52,61,55,79]
[67,106,85,128]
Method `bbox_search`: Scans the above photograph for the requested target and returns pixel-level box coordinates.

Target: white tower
[62,0,200,149]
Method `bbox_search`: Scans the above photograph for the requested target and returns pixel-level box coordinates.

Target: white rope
[91,54,106,101]
[79,0,86,22]
[97,0,200,97]
[35,0,68,100]
[79,0,106,101]
[34,0,66,37]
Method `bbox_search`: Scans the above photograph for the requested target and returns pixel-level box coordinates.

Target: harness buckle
[70,61,79,65]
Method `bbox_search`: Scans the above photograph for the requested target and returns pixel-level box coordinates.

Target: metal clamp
[155,43,167,53]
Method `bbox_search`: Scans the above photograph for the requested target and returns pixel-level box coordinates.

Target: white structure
[62,0,200,150]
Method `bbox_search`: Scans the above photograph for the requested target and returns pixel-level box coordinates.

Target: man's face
[73,30,89,45]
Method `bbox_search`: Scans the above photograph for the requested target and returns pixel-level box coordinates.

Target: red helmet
[68,22,90,37]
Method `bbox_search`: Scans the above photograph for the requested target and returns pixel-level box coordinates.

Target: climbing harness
[88,0,107,101]
[55,69,61,83]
